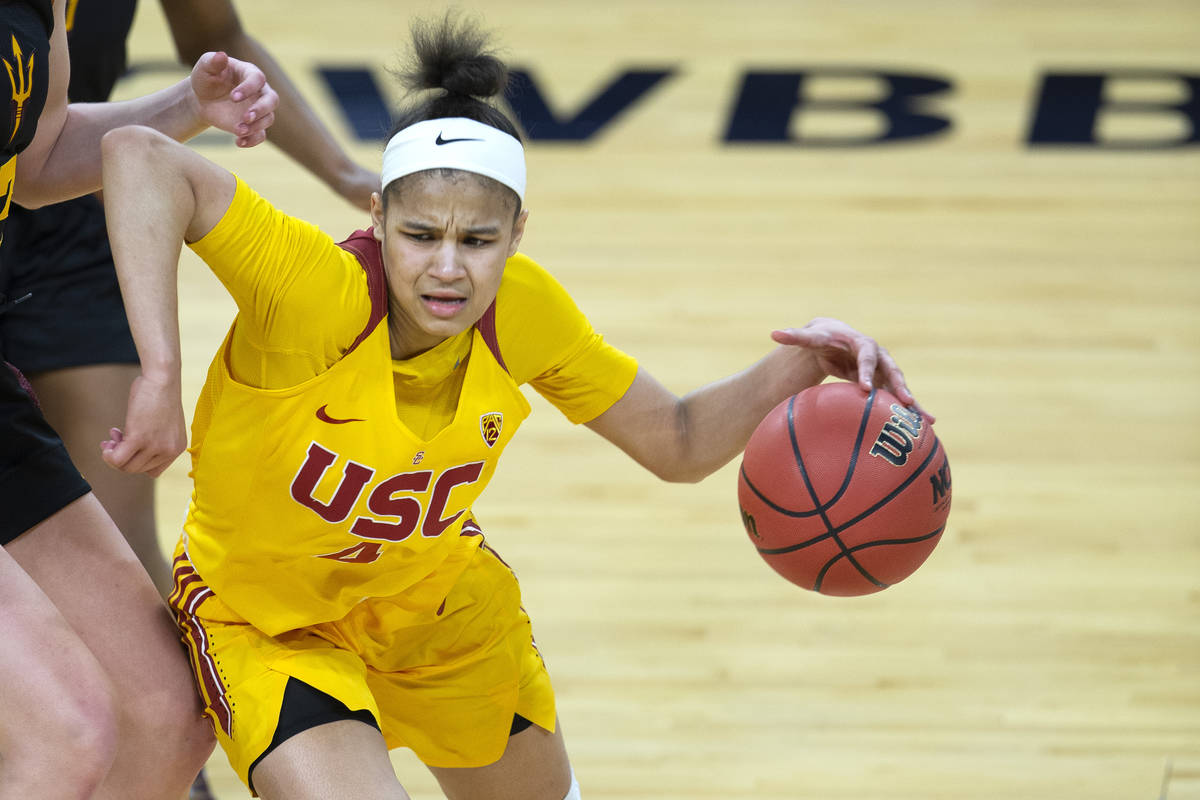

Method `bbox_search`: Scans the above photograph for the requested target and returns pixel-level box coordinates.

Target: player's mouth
[421,293,468,318]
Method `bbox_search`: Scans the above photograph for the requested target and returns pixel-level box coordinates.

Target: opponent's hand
[772,318,933,421]
[101,373,188,477]
[190,51,278,147]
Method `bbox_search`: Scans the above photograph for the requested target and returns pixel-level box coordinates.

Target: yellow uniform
[169,178,637,786]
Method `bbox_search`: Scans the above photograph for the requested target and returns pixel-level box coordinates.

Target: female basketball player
[0,0,278,796]
[99,14,920,800]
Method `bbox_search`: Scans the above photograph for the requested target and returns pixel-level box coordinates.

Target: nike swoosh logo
[435,133,484,145]
[316,404,365,424]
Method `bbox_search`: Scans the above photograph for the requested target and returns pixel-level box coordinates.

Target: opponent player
[0,0,278,796]
[0,0,378,601]
[99,15,921,800]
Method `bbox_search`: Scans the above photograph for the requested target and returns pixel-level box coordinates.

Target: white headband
[381,117,526,203]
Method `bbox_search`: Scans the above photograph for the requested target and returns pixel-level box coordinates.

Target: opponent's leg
[428,718,574,800]
[0,545,118,798]
[7,493,214,800]
[250,720,411,800]
[28,364,167,594]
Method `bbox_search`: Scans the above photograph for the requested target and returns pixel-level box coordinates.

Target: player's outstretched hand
[772,317,933,422]
[101,373,188,477]
[190,51,278,148]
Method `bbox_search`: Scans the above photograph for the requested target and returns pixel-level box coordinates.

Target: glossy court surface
[110,1,1200,797]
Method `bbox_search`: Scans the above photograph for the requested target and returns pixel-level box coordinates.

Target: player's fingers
[236,129,268,148]
[101,438,141,472]
[197,51,229,79]
[875,347,913,402]
[853,337,879,391]
[771,327,829,348]
[230,67,267,105]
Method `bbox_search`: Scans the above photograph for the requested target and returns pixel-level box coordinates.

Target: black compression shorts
[245,677,536,792]
[0,361,90,544]
[0,197,138,373]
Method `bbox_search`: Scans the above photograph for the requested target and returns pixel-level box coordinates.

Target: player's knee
[3,677,120,793]
[122,680,215,777]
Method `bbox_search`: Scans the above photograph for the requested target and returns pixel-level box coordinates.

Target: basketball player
[0,0,379,602]
[0,0,279,796]
[99,15,921,800]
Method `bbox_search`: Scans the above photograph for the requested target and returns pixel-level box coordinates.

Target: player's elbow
[101,125,170,178]
[639,412,714,484]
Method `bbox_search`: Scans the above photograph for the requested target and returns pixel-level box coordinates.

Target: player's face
[372,172,526,360]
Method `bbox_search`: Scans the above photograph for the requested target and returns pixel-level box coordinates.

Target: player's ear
[507,209,529,257]
[370,192,385,242]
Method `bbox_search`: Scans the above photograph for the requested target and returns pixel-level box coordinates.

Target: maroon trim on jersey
[168,556,234,737]
[335,228,389,354]
[474,301,508,374]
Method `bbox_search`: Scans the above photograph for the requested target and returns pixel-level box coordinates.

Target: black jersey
[63,0,138,103]
[0,0,138,287]
[0,0,52,246]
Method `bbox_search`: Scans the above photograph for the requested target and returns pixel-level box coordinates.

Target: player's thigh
[428,718,572,800]
[28,364,166,587]
[251,720,410,800]
[5,493,203,724]
[0,543,117,760]
[29,365,153,517]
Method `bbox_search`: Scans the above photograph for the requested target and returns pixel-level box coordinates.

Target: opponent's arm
[98,125,236,476]
[160,0,379,209]
[15,42,276,209]
[586,318,923,483]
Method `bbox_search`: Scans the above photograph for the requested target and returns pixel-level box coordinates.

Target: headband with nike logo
[381,117,526,203]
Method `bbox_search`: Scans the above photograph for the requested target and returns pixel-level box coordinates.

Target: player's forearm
[672,347,826,480]
[589,347,826,483]
[15,79,205,208]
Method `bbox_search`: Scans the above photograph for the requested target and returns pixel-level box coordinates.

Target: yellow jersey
[181,179,637,636]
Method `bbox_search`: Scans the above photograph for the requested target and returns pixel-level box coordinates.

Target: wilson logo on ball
[868,404,924,466]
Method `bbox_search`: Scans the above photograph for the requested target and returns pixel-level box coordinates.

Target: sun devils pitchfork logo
[0,34,35,234]
[479,412,503,447]
[4,34,34,147]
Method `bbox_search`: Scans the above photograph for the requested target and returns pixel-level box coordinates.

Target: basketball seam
[785,391,886,592]
[813,525,945,591]
[738,391,879,518]
[754,436,943,556]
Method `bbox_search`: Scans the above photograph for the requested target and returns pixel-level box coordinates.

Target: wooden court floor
[111,1,1200,797]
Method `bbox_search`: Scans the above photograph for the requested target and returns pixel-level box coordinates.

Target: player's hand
[101,373,188,477]
[772,318,933,422]
[190,51,278,148]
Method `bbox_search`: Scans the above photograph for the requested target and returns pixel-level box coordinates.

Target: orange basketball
[737,381,950,596]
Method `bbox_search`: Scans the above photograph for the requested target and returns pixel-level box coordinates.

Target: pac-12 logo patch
[480,412,503,447]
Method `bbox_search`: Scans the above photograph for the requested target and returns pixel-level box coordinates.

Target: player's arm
[15,34,276,210]
[585,319,921,483]
[159,0,379,209]
[97,125,237,476]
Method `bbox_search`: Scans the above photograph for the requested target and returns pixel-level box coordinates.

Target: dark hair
[387,13,521,143]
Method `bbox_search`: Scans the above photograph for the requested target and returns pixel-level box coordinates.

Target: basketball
[737,381,951,596]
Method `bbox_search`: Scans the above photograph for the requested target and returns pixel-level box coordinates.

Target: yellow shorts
[168,539,557,789]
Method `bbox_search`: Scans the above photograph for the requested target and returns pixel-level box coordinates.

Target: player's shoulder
[498,251,571,304]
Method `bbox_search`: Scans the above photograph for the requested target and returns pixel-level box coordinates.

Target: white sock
[562,768,581,800]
